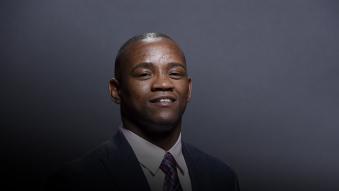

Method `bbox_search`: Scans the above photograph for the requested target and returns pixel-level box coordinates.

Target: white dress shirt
[120,126,192,191]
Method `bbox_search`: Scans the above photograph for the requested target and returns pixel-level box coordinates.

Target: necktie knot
[160,152,177,173]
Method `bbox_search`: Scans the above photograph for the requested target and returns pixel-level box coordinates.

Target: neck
[121,118,181,151]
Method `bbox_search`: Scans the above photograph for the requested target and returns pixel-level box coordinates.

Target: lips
[149,95,176,104]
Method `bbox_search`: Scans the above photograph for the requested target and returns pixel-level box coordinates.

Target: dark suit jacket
[46,131,239,191]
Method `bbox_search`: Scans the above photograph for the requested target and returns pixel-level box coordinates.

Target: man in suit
[46,32,240,191]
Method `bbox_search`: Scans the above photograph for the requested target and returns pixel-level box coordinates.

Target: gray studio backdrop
[1,0,339,190]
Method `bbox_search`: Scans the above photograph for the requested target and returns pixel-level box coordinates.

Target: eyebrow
[130,62,186,72]
[130,62,154,73]
[167,62,187,70]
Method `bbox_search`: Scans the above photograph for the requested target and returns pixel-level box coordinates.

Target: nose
[151,74,174,92]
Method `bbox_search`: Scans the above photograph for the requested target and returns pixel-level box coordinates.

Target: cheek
[176,83,190,100]
[125,81,150,101]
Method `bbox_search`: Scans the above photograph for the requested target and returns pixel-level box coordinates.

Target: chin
[152,113,179,125]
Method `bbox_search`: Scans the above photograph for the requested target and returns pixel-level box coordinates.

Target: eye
[130,65,154,80]
[139,73,151,77]
[169,71,186,79]
[135,72,152,80]
[170,72,180,76]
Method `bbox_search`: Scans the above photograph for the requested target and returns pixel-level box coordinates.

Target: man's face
[114,38,192,133]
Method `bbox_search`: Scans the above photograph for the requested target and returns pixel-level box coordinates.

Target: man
[46,33,239,191]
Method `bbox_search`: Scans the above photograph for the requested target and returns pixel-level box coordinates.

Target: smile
[159,98,173,103]
[149,96,176,106]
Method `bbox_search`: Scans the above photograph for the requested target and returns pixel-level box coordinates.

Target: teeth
[159,98,171,103]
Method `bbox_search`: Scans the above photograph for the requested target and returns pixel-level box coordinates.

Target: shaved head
[114,32,186,81]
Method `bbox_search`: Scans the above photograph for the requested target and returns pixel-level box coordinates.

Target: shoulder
[45,139,119,190]
[183,142,240,190]
[67,139,119,173]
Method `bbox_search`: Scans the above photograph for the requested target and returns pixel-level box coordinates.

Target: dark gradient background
[1,0,339,190]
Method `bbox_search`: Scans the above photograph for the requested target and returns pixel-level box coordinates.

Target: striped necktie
[160,152,183,191]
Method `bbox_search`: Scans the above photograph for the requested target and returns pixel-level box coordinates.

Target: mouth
[149,96,176,106]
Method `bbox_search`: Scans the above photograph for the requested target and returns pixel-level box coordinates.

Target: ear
[187,77,192,102]
[109,78,121,104]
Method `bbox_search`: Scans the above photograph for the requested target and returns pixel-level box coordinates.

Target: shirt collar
[120,126,185,175]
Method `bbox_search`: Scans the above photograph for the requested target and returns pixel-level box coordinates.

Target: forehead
[122,38,186,67]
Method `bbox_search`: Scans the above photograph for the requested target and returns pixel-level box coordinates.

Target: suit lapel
[105,131,151,191]
[102,132,203,191]
[182,143,202,191]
